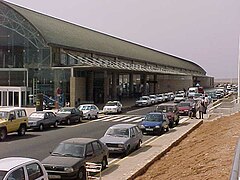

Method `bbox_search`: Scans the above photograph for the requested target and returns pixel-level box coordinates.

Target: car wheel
[95,113,98,119]
[54,121,58,128]
[0,128,7,141]
[124,145,131,156]
[77,167,86,180]
[39,124,44,131]
[102,156,108,170]
[67,119,71,125]
[165,125,169,132]
[18,125,26,136]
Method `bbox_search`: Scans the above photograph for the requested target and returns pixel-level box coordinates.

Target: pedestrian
[198,99,205,119]
[189,102,196,119]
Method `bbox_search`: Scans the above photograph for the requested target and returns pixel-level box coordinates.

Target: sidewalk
[102,118,203,180]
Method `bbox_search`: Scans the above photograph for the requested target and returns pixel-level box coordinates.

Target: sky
[4,0,240,79]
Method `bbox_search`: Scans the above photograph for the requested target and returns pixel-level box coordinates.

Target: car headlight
[118,144,124,148]
[64,167,74,172]
[140,125,145,128]
[155,125,160,128]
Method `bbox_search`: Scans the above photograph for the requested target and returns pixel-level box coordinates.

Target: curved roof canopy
[1,1,206,75]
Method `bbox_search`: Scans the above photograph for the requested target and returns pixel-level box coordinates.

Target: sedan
[56,107,83,125]
[135,96,151,107]
[103,101,122,114]
[177,101,193,116]
[0,157,48,180]
[28,111,60,131]
[140,112,169,135]
[78,104,99,119]
[42,138,109,180]
[100,124,143,156]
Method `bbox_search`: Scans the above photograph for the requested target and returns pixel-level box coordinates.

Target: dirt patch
[135,113,240,180]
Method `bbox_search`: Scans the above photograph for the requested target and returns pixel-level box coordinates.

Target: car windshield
[58,109,71,113]
[106,102,117,106]
[52,143,84,158]
[0,171,7,180]
[29,113,44,119]
[145,114,163,122]
[0,111,8,119]
[157,106,174,112]
[176,94,184,97]
[106,127,129,137]
[79,106,91,110]
[178,103,190,107]
[140,97,148,100]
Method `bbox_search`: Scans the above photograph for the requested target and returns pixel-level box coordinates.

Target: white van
[188,87,198,97]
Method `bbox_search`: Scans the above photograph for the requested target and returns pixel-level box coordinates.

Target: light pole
[238,36,240,103]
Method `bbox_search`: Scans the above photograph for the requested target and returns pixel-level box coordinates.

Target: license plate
[48,175,61,179]
[145,128,153,131]
[179,111,183,113]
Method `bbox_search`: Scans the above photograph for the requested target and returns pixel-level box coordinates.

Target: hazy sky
[5,0,240,79]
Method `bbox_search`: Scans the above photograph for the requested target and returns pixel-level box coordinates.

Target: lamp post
[238,36,240,103]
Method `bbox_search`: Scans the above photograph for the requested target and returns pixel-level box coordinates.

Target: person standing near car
[198,99,205,119]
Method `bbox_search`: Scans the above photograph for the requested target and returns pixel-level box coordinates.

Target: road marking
[179,117,189,123]
[102,116,123,122]
[122,116,141,122]
[126,106,154,114]
[113,116,131,122]
[133,118,143,123]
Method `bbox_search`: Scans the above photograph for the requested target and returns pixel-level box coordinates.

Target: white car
[149,95,158,104]
[174,94,186,103]
[135,96,152,107]
[0,157,48,180]
[103,101,122,114]
[78,104,99,119]
[155,94,165,103]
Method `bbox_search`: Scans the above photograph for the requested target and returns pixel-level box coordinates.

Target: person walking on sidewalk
[198,99,205,119]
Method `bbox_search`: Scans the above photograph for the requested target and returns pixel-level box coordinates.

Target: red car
[177,101,193,116]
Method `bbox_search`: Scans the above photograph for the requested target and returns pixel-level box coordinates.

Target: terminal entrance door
[0,86,29,107]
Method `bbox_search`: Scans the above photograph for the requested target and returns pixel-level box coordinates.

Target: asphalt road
[0,105,159,161]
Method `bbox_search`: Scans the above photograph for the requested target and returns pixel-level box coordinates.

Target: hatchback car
[42,138,108,180]
[135,96,151,107]
[0,157,48,180]
[177,101,193,116]
[55,107,83,125]
[100,124,143,155]
[28,111,60,131]
[103,101,122,114]
[140,112,169,135]
[156,103,179,128]
[78,104,99,119]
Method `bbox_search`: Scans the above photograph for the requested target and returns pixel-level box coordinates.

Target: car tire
[39,124,44,131]
[77,167,86,180]
[0,128,7,141]
[124,145,131,156]
[102,156,108,170]
[95,113,98,119]
[18,125,26,136]
[165,125,169,132]
[54,121,58,128]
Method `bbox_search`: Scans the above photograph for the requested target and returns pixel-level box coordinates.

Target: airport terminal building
[0,1,214,107]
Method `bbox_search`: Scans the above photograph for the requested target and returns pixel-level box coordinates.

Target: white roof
[0,157,37,171]
[0,107,25,112]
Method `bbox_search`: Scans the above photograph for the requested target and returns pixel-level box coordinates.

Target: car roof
[0,107,25,112]
[157,103,177,106]
[62,138,98,144]
[109,124,137,129]
[0,157,38,171]
[147,112,164,115]
[80,104,96,106]
[60,107,76,110]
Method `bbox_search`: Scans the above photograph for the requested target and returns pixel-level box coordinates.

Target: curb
[127,119,203,180]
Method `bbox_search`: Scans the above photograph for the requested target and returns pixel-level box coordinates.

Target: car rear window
[145,114,163,122]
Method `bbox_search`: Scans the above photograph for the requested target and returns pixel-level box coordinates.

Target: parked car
[103,101,122,114]
[135,96,151,107]
[155,94,165,103]
[139,112,169,135]
[28,111,60,131]
[174,94,186,103]
[100,124,143,155]
[55,107,83,125]
[177,101,193,116]
[42,138,109,180]
[78,104,99,119]
[155,103,179,128]
[149,95,158,104]
[0,157,48,180]
[167,92,175,101]
[0,108,28,141]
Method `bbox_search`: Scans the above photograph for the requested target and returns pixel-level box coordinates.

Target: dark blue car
[139,112,170,135]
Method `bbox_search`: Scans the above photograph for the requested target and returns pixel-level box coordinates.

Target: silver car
[78,104,99,119]
[100,124,143,156]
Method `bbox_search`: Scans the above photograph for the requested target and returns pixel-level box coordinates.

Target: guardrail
[230,138,240,180]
